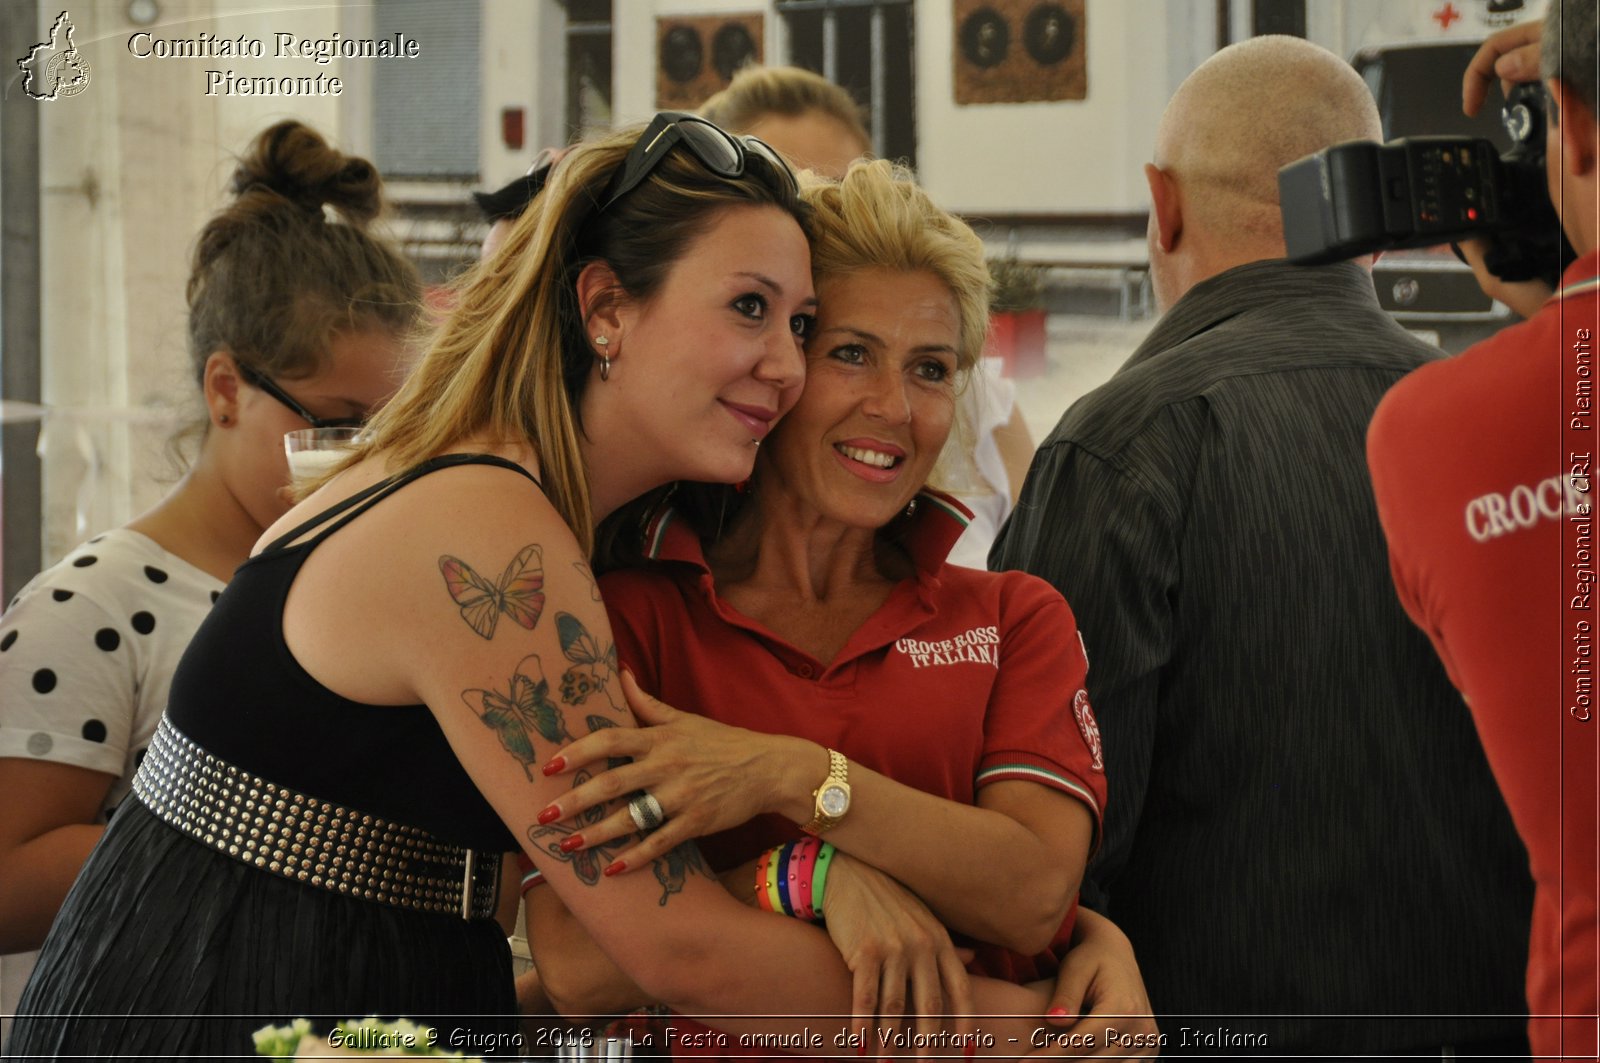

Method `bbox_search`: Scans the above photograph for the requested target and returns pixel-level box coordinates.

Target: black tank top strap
[257,453,542,557]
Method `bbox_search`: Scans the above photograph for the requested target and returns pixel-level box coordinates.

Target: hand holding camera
[1279,21,1573,294]
[1463,22,1545,118]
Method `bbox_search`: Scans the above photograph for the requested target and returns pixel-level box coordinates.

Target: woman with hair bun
[0,120,419,1027]
[7,114,1057,1059]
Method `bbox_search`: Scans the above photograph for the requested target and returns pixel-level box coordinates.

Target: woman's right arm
[526,883,643,1019]
[0,760,112,952]
[0,583,131,951]
[410,528,854,1022]
[530,848,976,1033]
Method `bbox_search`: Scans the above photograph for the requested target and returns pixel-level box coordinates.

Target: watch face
[819,784,850,818]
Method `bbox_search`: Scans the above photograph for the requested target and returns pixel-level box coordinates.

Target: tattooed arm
[530,846,979,1039]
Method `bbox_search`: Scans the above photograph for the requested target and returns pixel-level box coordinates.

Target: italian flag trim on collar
[643,508,676,561]
[921,491,972,528]
[1558,275,1600,299]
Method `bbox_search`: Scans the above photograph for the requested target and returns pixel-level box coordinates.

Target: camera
[1279,83,1573,288]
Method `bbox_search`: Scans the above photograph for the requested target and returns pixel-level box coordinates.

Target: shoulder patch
[1073,688,1104,773]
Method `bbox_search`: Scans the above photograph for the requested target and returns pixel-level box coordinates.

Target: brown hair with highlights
[352,120,809,555]
[187,120,421,389]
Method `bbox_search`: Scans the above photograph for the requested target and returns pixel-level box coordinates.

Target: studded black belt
[132,717,501,920]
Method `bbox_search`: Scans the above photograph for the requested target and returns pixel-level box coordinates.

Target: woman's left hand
[536,670,813,874]
[1026,909,1159,1057]
[819,850,975,1052]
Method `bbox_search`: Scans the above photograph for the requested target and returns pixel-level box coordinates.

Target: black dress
[6,455,539,1059]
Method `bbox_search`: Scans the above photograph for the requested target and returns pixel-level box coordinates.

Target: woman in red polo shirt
[530,161,1151,1054]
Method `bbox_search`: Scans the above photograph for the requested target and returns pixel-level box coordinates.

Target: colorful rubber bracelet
[774,840,798,916]
[789,837,819,921]
[763,844,787,914]
[753,846,775,912]
[811,842,836,919]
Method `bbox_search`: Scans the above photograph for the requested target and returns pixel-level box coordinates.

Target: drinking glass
[283,426,362,484]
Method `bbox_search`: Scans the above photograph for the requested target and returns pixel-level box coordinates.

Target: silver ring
[627,791,665,833]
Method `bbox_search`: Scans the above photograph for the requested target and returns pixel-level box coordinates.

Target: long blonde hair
[347,122,808,554]
[804,160,989,371]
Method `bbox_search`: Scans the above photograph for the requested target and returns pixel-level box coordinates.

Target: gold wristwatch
[802,748,852,835]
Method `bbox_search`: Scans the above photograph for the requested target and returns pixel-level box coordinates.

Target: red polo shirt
[1369,250,1600,1060]
[526,491,1105,983]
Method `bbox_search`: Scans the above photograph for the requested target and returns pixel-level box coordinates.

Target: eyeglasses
[597,112,798,215]
[237,363,365,430]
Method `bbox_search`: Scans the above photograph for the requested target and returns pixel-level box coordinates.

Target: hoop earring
[594,335,612,382]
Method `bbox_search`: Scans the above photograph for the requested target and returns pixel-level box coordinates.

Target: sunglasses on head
[237,362,365,430]
[597,111,798,216]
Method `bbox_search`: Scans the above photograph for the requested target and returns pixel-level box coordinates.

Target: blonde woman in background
[703,65,1036,569]
[0,120,421,1033]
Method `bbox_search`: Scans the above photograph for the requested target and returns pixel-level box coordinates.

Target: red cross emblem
[1433,2,1462,29]
[1073,689,1104,773]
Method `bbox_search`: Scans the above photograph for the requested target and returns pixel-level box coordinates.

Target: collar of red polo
[642,488,974,579]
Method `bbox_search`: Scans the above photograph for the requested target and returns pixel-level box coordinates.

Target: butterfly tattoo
[527,770,626,885]
[556,612,621,711]
[558,612,618,671]
[463,654,571,779]
[439,544,545,640]
[651,843,712,907]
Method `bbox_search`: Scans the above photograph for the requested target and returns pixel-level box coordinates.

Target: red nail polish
[855,1042,869,1057]
[559,834,584,853]
[536,806,561,825]
[603,860,626,877]
[542,756,566,776]
[1045,1006,1070,1018]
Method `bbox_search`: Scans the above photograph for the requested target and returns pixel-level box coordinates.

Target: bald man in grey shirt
[992,36,1531,1057]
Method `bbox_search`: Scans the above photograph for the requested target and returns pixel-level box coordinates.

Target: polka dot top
[0,528,225,819]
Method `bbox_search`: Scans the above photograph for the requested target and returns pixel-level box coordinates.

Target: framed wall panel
[953,0,1085,105]
[655,13,765,111]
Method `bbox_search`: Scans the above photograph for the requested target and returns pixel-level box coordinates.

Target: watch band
[802,748,851,835]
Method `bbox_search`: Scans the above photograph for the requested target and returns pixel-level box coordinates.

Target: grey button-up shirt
[992,258,1531,1053]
